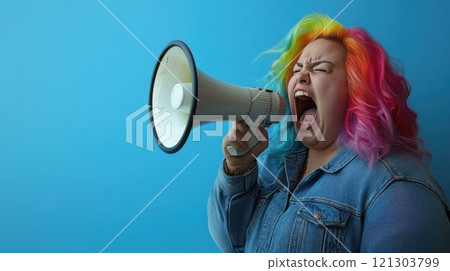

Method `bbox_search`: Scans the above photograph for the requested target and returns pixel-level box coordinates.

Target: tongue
[301,107,317,119]
[299,107,317,125]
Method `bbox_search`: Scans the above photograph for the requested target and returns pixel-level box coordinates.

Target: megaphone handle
[226,129,261,157]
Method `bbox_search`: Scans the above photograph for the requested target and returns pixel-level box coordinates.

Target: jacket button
[314,211,322,219]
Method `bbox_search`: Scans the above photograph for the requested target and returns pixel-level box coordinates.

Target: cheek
[287,76,296,91]
[328,89,349,126]
[335,82,349,110]
[317,86,348,118]
[287,77,297,112]
[287,92,296,114]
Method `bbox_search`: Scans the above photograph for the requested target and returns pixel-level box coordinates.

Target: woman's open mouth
[294,90,317,129]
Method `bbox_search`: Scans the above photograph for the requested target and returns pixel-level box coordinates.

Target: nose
[297,69,310,84]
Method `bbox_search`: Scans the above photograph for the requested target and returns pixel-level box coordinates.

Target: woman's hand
[222,120,269,175]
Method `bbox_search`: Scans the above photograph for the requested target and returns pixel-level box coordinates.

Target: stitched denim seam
[365,176,449,219]
[247,198,268,236]
[380,159,449,210]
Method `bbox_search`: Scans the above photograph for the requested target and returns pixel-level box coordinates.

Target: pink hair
[340,27,430,167]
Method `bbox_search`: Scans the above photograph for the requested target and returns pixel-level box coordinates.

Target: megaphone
[149,40,286,156]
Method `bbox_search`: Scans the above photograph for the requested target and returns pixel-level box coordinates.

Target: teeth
[298,114,314,127]
[295,91,309,99]
[300,120,311,126]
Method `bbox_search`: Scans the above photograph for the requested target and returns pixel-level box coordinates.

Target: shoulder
[336,149,449,213]
[361,178,450,252]
[377,152,450,210]
[380,152,435,185]
[355,153,450,252]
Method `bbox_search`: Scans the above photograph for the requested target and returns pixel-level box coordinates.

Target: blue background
[1,0,449,252]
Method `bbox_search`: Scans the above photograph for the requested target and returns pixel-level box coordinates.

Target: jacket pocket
[290,201,351,252]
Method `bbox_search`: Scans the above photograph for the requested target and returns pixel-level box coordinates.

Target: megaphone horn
[149,40,286,156]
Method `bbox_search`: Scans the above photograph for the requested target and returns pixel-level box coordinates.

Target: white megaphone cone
[149,40,286,156]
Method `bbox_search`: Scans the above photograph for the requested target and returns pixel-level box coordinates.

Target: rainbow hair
[262,14,430,167]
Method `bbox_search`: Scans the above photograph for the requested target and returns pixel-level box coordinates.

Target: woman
[207,14,450,252]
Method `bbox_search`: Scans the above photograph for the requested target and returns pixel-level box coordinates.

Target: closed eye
[313,68,327,72]
[311,60,333,72]
[293,62,303,73]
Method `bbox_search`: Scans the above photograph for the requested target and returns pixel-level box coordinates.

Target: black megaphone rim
[149,40,198,154]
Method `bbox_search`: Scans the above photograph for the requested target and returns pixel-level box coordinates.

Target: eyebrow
[295,60,334,68]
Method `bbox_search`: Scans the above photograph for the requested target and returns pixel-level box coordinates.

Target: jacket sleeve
[360,180,450,252]
[207,159,259,252]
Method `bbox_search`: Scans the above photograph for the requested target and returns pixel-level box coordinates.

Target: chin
[300,138,320,149]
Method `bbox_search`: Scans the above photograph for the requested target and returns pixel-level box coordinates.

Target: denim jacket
[207,146,450,252]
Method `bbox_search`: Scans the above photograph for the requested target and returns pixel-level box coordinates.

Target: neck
[304,142,341,175]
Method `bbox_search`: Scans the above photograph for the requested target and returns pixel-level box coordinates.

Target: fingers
[223,121,269,157]
[224,121,250,152]
[250,127,269,157]
[222,122,270,173]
